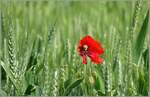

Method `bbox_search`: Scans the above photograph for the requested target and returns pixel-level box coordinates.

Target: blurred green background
[0,0,149,96]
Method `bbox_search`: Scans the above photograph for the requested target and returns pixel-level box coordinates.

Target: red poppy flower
[77,35,104,64]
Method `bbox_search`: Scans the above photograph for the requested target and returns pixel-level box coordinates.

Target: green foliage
[143,48,149,69]
[63,78,84,96]
[0,89,7,96]
[0,0,149,96]
[135,10,149,62]
[0,61,16,89]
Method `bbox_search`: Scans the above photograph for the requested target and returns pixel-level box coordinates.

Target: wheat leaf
[134,10,149,62]
[63,78,83,96]
[0,60,18,89]
[0,89,7,96]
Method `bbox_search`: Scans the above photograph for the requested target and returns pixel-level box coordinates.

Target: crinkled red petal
[87,51,104,64]
[79,35,104,54]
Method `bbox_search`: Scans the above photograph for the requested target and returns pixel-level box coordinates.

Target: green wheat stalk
[66,39,72,78]
[43,25,55,95]
[0,11,2,91]
[43,62,50,95]
[52,70,59,96]
[116,40,124,96]
[67,39,71,63]
[125,0,142,95]
[104,64,109,95]
[59,61,67,95]
[7,20,16,96]
[72,45,77,66]
[102,62,111,96]
[130,0,142,43]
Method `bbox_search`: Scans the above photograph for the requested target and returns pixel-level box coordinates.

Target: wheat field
[0,0,149,96]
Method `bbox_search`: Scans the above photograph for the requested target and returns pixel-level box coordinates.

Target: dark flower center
[83,44,88,51]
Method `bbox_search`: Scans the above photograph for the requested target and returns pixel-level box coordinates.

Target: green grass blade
[0,60,17,89]
[142,48,149,69]
[0,89,7,96]
[64,78,84,96]
[134,10,149,62]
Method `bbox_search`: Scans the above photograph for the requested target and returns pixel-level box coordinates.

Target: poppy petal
[77,35,104,64]
[80,35,104,54]
[88,52,103,64]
